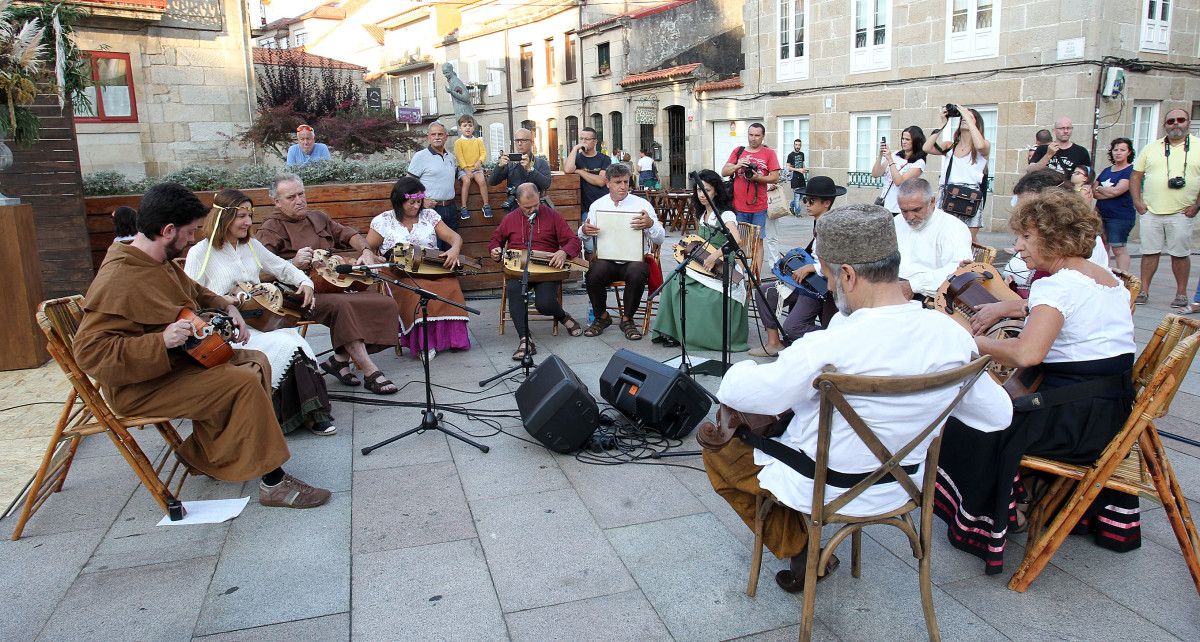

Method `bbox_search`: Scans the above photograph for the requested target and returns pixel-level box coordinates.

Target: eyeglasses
[1166,117,1190,125]
[514,138,532,143]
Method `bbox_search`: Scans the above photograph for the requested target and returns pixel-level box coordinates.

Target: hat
[815,204,897,266]
[795,175,847,199]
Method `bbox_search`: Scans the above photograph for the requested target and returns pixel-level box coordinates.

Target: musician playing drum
[649,169,748,351]
[934,189,1141,574]
[750,176,844,357]
[184,188,336,436]
[488,182,585,361]
[255,174,400,395]
[578,163,664,341]
[366,176,472,360]
[74,183,331,509]
[704,203,1010,593]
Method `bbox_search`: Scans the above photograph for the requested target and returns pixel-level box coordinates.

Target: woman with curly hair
[934,189,1140,574]
[650,169,747,351]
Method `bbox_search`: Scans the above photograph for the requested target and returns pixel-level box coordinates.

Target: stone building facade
[69,0,257,177]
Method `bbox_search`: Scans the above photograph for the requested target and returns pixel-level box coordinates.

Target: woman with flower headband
[286,124,331,166]
[365,176,472,359]
[184,188,337,436]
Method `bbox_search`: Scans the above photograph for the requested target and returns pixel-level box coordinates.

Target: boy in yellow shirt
[455,115,492,219]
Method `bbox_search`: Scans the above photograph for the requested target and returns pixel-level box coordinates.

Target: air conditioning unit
[1102,67,1125,98]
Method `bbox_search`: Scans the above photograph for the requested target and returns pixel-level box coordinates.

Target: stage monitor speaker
[599,349,712,438]
[516,355,600,453]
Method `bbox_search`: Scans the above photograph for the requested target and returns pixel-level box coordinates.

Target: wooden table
[664,192,695,234]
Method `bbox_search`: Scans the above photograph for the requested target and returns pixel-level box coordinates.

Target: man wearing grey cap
[703,203,1011,594]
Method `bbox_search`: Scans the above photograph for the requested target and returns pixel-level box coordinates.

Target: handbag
[767,186,790,220]
[939,151,984,222]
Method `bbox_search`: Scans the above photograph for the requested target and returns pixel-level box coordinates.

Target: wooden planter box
[84,174,582,292]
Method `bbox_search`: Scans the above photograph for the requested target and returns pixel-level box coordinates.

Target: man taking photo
[722,122,781,239]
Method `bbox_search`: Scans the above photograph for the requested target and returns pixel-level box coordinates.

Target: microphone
[527,208,538,222]
[333,262,393,274]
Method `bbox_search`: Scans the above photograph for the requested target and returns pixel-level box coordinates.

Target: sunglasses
[296,125,314,133]
[802,197,821,205]
[1165,117,1189,125]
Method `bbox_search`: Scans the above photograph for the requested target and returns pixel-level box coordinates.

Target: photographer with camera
[721,122,781,240]
[489,128,552,198]
[1130,108,1200,309]
[923,103,990,243]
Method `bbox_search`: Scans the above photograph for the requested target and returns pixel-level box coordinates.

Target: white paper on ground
[156,496,251,526]
[662,356,711,369]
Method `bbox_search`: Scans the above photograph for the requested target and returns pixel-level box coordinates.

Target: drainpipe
[239,0,260,164]
[504,26,515,143]
[579,5,587,144]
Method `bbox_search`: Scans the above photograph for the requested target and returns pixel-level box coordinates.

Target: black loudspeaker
[516,356,600,453]
[599,349,712,438]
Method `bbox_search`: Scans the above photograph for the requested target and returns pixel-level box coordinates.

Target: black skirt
[272,352,333,434]
[933,354,1140,574]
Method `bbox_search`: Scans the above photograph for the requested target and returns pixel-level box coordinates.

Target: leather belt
[740,431,920,488]
[429,199,454,207]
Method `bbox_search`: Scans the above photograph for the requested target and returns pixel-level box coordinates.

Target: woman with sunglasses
[184,188,336,436]
[650,169,748,351]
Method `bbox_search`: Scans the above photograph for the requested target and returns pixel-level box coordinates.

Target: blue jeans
[735,210,768,238]
[790,192,803,216]
[433,203,458,250]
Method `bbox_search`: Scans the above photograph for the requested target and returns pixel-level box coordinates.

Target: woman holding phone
[871,126,927,215]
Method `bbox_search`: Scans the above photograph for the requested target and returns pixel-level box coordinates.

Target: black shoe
[661,336,681,347]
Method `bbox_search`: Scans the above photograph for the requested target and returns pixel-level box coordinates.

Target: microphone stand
[648,238,709,374]
[357,266,489,456]
[479,212,540,386]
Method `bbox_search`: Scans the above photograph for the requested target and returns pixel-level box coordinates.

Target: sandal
[561,314,584,337]
[512,338,537,361]
[583,314,613,337]
[619,319,643,341]
[1171,295,1190,308]
[363,370,398,395]
[775,553,840,594]
[320,355,360,386]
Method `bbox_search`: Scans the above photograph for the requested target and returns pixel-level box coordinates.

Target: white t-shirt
[1027,268,1136,363]
[880,155,927,213]
[718,302,1012,516]
[1003,235,1108,286]
[940,150,987,188]
[637,156,654,173]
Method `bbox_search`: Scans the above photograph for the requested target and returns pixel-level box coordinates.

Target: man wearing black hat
[749,175,846,357]
[704,203,1011,594]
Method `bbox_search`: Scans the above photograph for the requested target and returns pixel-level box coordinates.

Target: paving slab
[1139,499,1200,556]
[606,512,798,640]
[504,589,670,641]
[3,454,140,539]
[352,404,453,472]
[729,621,840,642]
[669,462,761,550]
[352,460,475,555]
[472,486,637,613]
[941,556,1179,641]
[276,422,354,494]
[193,491,350,637]
[352,538,505,641]
[558,455,707,528]
[0,527,105,641]
[192,613,349,642]
[38,555,216,642]
[864,509,1026,587]
[452,437,571,502]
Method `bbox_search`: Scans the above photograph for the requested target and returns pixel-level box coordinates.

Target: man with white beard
[893,178,972,298]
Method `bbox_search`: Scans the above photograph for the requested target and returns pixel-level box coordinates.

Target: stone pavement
[2,215,1199,641]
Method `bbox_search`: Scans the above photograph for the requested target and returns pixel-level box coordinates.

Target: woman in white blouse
[184,189,336,436]
[923,104,990,242]
[365,176,471,359]
[870,125,927,215]
[934,189,1140,574]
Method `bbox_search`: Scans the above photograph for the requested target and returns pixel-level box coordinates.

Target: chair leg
[1008,469,1115,592]
[498,285,507,335]
[747,494,769,597]
[800,521,822,642]
[851,529,862,578]
[1140,428,1200,595]
[10,392,79,540]
[919,538,941,642]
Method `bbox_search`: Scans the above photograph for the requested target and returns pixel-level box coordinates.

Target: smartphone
[881,136,887,145]
[508,152,523,162]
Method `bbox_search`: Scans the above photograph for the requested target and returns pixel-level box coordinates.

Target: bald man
[490,128,552,194]
[1027,117,1091,176]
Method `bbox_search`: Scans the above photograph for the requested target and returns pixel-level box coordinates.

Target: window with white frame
[851,0,890,73]
[487,58,502,96]
[399,77,408,106]
[776,116,810,169]
[967,105,998,189]
[414,74,423,107]
[292,28,307,48]
[850,112,891,173]
[1140,0,1171,53]
[489,122,506,161]
[777,0,809,81]
[1132,101,1161,153]
[945,1,999,61]
[427,71,438,115]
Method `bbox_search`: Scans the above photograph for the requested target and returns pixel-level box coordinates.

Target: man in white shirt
[703,203,1011,593]
[894,178,972,298]
[579,163,664,340]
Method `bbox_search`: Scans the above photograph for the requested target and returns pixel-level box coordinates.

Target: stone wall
[73,0,256,178]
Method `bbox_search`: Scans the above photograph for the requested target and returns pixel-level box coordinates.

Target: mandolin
[697,403,794,452]
[502,249,588,282]
[233,281,307,332]
[389,243,483,278]
[933,262,1042,395]
[177,308,235,368]
[309,249,373,294]
[672,235,743,286]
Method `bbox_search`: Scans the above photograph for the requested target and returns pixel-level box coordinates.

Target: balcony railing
[847,171,995,193]
[59,0,168,21]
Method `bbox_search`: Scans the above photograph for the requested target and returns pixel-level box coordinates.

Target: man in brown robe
[255,174,400,394]
[74,182,331,509]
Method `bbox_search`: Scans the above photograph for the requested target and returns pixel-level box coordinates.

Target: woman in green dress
[651,169,749,351]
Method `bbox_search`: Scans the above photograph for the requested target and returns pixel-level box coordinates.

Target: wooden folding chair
[607,242,662,336]
[498,281,561,336]
[9,296,190,540]
[1112,268,1141,313]
[971,242,997,265]
[747,356,992,641]
[1011,315,1200,594]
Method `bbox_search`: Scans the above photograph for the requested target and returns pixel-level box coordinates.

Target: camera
[944,103,961,118]
[507,152,524,163]
[1169,176,1187,190]
[741,164,758,178]
[501,185,519,211]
